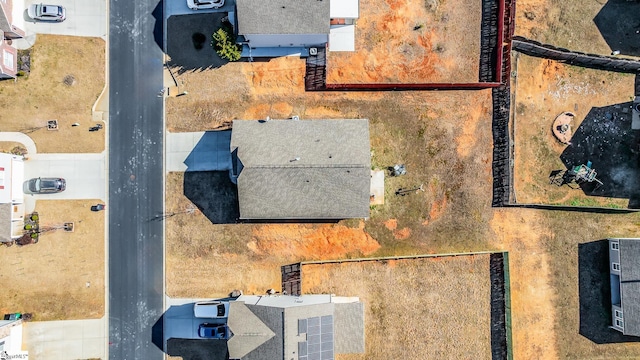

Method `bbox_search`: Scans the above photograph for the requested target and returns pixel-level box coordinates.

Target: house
[0,153,25,244]
[609,238,640,336]
[235,0,359,57]
[201,294,365,360]
[0,0,25,79]
[0,318,27,358]
[229,119,371,220]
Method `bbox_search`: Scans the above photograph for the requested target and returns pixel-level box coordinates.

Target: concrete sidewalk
[166,131,232,172]
[22,318,107,359]
[0,132,38,154]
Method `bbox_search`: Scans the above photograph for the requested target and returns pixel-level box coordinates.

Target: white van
[194,301,230,318]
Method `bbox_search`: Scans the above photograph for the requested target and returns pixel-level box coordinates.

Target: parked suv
[28,4,66,22]
[194,301,229,318]
[198,323,230,339]
[26,177,66,194]
[187,0,224,10]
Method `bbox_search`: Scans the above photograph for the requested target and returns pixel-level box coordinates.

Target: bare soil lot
[301,255,492,360]
[512,53,637,207]
[326,0,481,83]
[516,0,640,57]
[0,200,105,320]
[0,35,105,154]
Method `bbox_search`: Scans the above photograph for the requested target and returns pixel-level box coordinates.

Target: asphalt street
[108,0,165,358]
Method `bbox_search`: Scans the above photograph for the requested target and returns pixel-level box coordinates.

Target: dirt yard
[512,53,636,207]
[0,35,105,154]
[301,255,491,360]
[516,0,640,58]
[326,0,481,83]
[0,200,105,320]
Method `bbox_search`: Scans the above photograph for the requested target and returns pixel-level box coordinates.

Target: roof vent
[292,115,300,121]
[309,47,318,56]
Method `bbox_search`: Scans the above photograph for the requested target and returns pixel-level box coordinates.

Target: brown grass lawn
[515,0,640,58]
[512,54,635,207]
[301,255,492,360]
[166,35,640,359]
[326,0,481,83]
[0,200,104,320]
[0,35,105,153]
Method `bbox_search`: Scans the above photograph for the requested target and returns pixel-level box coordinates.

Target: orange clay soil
[248,222,381,261]
[326,0,481,83]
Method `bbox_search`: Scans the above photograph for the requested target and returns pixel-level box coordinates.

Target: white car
[187,0,224,10]
[28,4,66,22]
[194,301,229,318]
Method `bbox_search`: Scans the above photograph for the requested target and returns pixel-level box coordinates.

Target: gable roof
[236,0,330,35]
[619,239,640,336]
[227,301,276,359]
[234,295,364,360]
[230,119,371,219]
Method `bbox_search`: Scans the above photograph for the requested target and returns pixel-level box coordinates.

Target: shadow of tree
[594,0,640,56]
[167,13,229,73]
[560,103,640,207]
[578,240,640,343]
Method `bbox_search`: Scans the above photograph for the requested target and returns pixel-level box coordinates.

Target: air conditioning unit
[309,47,318,55]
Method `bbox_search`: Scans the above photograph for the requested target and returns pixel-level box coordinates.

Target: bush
[211,25,242,62]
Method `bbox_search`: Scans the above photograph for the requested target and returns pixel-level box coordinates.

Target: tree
[212,26,242,62]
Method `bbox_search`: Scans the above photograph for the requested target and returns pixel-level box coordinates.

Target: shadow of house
[183,131,239,224]
[578,240,640,343]
[594,0,640,57]
[167,13,229,73]
[152,1,163,51]
[560,102,640,207]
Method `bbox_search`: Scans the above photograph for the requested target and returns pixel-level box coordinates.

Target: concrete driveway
[166,0,235,18]
[166,131,232,172]
[23,152,106,201]
[20,0,107,38]
[22,318,107,359]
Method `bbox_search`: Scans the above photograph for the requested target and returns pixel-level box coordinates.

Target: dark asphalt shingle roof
[236,0,330,35]
[231,119,371,219]
[619,239,640,336]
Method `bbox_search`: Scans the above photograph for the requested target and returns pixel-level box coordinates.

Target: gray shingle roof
[0,203,12,243]
[227,301,276,359]
[334,302,365,353]
[236,0,330,35]
[231,119,371,219]
[0,3,11,33]
[619,239,640,336]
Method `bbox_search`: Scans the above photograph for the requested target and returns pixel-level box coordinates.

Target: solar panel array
[298,315,334,360]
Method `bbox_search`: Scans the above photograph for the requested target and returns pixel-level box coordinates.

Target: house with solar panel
[229,119,371,220]
[235,0,359,58]
[609,238,640,336]
[197,294,365,360]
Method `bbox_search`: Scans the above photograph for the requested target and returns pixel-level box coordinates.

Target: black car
[27,177,66,194]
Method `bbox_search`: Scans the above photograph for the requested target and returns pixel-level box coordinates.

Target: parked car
[28,4,66,22]
[187,0,224,10]
[194,301,229,318]
[26,177,66,194]
[198,323,229,339]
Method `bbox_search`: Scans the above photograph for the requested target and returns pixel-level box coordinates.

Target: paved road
[108,0,165,358]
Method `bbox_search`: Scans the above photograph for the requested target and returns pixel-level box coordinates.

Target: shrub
[211,25,242,62]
